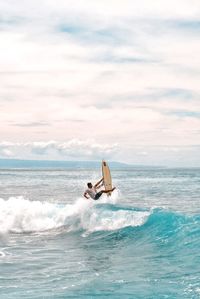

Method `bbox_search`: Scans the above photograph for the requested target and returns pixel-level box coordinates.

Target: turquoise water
[0,168,200,298]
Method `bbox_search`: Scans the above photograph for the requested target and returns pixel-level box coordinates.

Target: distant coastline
[0,158,164,169]
[0,158,128,169]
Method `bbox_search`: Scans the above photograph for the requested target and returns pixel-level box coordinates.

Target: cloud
[0,140,119,160]
[0,142,15,157]
[0,148,14,157]
[11,122,50,127]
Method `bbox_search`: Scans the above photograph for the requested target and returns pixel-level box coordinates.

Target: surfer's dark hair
[87,182,92,188]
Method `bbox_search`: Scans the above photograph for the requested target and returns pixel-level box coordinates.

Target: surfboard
[102,160,112,196]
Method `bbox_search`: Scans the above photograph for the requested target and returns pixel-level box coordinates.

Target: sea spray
[0,196,93,233]
[0,196,149,234]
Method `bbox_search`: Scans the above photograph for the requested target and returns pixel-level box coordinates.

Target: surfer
[84,178,116,200]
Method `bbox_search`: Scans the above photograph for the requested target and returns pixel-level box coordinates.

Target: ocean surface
[0,166,200,298]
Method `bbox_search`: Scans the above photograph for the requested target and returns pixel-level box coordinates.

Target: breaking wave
[0,196,149,234]
[0,196,199,250]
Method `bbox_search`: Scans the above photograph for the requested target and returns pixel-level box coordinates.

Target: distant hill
[0,159,133,169]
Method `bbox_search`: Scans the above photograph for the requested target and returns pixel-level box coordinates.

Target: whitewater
[0,167,200,298]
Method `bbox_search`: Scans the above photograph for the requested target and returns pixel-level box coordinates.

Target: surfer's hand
[84,192,90,199]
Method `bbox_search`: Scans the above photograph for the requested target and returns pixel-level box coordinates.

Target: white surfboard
[102,160,112,196]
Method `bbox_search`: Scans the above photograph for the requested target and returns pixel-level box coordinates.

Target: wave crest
[0,197,149,234]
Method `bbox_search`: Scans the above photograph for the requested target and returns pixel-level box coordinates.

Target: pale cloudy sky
[0,0,200,166]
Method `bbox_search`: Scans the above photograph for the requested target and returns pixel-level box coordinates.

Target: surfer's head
[87,182,92,188]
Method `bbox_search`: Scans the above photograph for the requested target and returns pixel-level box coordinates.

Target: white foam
[81,209,150,233]
[0,195,149,234]
[0,196,90,233]
[96,189,119,205]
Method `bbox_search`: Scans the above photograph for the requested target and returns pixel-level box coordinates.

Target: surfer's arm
[83,191,90,199]
[94,177,104,188]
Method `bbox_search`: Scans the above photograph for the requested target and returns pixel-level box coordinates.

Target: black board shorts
[94,191,103,200]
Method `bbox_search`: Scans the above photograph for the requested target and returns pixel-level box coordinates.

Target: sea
[0,164,200,299]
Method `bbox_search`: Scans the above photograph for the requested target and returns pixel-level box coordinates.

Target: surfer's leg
[102,187,116,193]
[94,191,103,200]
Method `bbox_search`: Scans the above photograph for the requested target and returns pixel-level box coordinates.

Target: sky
[0,0,200,166]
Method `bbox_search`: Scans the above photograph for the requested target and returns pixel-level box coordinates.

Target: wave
[141,208,200,251]
[0,197,199,248]
[0,196,149,234]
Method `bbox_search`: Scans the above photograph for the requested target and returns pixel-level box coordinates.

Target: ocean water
[0,167,200,298]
